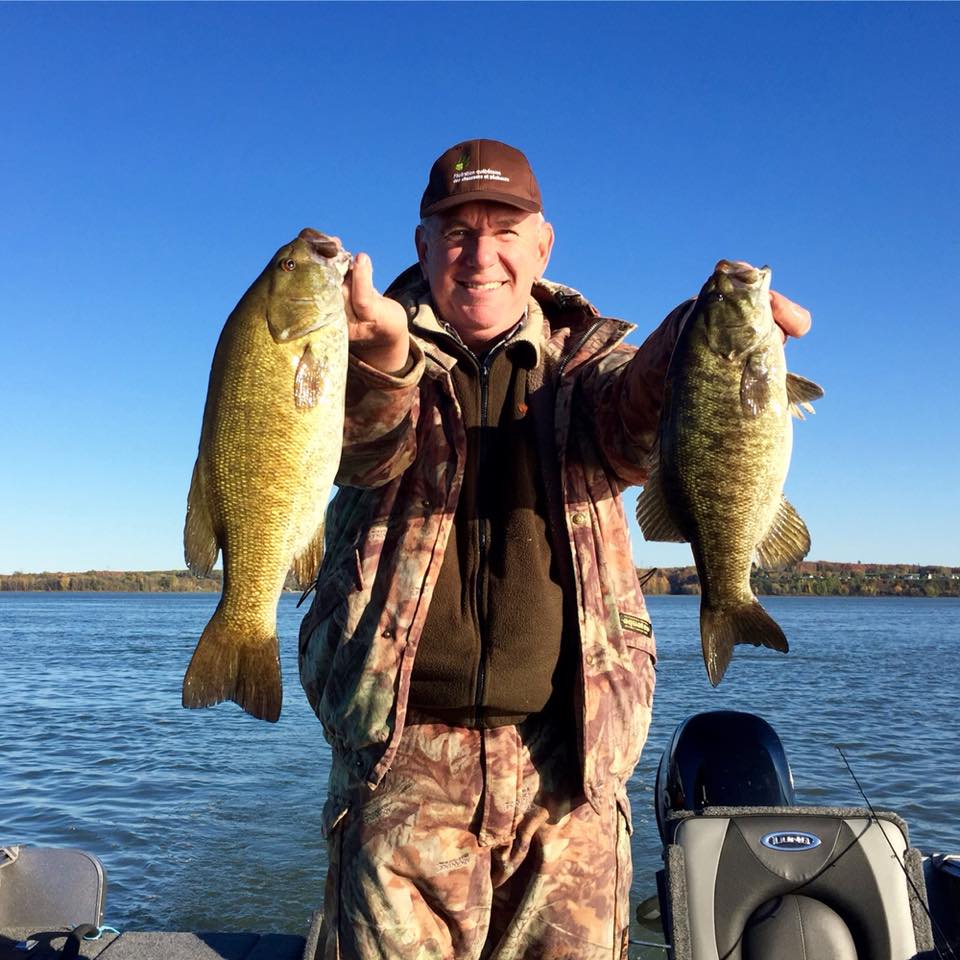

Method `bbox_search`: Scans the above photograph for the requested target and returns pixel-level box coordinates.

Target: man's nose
[464,234,499,269]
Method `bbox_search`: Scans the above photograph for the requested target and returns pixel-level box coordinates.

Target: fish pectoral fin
[184,459,219,576]
[700,600,788,686]
[294,343,325,410]
[183,609,282,722]
[787,373,823,418]
[636,466,686,543]
[740,361,772,418]
[755,497,812,569]
[291,520,326,591]
[786,372,825,406]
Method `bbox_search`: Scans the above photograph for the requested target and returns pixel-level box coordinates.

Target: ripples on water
[1,593,957,935]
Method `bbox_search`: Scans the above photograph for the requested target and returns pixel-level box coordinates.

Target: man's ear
[415,224,429,276]
[537,220,555,277]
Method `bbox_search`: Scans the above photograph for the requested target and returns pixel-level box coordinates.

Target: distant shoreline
[1,562,958,597]
[638,561,959,598]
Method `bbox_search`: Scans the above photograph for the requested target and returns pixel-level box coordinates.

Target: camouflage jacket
[299,267,689,816]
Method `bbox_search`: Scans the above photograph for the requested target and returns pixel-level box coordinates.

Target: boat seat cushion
[663,806,935,960]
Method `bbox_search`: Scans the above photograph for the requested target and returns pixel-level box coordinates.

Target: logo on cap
[420,138,541,217]
[760,831,822,852]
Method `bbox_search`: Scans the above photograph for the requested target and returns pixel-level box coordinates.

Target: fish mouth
[296,228,352,278]
[715,260,771,290]
[298,227,341,260]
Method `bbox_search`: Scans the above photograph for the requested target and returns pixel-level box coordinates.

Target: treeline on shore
[0,569,227,593]
[638,561,960,597]
[1,562,958,596]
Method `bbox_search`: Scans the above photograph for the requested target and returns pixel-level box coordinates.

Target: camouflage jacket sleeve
[335,340,426,488]
[575,299,692,487]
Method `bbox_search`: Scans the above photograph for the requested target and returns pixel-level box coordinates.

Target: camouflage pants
[316,712,632,960]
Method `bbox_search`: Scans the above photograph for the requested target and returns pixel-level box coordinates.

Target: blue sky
[1,2,957,573]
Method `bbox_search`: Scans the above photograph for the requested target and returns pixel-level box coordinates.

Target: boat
[3,711,958,959]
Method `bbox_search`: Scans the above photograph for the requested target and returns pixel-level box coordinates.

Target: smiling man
[298,139,810,960]
[414,201,553,350]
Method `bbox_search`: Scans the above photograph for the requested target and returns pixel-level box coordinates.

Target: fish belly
[666,349,790,606]
[207,316,346,626]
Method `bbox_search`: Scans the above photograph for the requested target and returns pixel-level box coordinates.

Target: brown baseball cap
[420,138,542,217]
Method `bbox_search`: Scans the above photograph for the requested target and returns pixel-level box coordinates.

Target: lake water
[1,593,958,942]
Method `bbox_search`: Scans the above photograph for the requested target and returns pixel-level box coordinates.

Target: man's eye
[444,229,468,241]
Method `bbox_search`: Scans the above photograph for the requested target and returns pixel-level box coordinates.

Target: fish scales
[182,228,349,721]
[637,260,823,685]
[667,323,789,606]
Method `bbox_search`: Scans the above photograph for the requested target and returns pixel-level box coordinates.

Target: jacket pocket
[619,609,656,656]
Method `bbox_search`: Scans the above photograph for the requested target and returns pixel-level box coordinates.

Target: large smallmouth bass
[183,228,350,721]
[637,260,823,685]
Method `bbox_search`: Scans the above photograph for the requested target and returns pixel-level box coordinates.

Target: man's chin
[447,308,523,348]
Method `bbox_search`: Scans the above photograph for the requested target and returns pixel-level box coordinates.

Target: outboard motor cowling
[655,710,796,845]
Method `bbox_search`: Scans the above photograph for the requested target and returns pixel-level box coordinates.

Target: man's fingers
[342,253,368,324]
[343,252,384,343]
[350,252,376,312]
[770,289,812,340]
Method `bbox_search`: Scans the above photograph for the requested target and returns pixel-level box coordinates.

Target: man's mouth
[456,280,506,291]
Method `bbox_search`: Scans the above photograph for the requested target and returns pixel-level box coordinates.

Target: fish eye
[280,258,297,272]
[706,291,724,303]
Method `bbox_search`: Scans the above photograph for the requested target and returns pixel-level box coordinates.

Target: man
[299,139,810,960]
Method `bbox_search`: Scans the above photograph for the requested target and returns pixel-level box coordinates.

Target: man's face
[415,201,554,349]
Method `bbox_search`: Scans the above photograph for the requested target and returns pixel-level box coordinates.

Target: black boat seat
[662,807,935,960]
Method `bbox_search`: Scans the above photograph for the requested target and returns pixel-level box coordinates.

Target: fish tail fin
[182,609,282,722]
[700,600,789,686]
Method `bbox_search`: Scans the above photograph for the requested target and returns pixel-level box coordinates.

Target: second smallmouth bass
[637,260,823,685]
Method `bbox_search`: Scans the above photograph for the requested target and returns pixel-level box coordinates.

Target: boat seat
[661,806,936,960]
[0,846,105,930]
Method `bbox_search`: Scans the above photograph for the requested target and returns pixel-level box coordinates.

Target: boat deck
[0,926,313,959]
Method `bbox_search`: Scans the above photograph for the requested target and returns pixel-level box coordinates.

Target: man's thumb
[351,252,375,304]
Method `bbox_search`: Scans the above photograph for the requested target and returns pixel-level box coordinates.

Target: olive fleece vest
[407,306,576,728]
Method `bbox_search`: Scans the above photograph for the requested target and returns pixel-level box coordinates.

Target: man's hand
[770,289,811,342]
[343,251,411,374]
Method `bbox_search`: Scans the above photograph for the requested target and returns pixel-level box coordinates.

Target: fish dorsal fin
[291,520,326,591]
[184,458,219,576]
[754,496,811,569]
[294,343,325,410]
[636,459,687,543]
